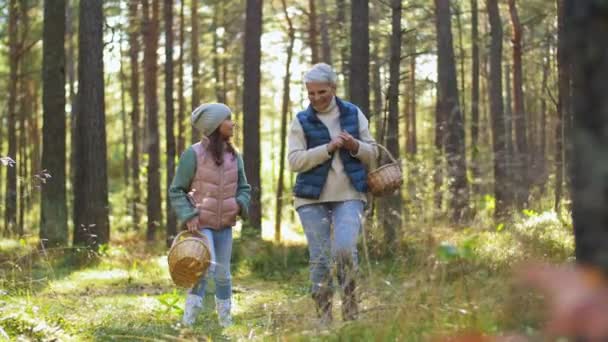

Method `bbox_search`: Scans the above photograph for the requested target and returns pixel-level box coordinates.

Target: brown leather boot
[342,279,358,321]
[312,289,333,325]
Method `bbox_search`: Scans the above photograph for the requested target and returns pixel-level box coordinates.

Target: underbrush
[0,209,572,340]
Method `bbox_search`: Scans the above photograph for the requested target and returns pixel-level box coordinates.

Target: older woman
[288,63,377,323]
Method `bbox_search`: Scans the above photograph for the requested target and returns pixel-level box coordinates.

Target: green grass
[0,210,573,341]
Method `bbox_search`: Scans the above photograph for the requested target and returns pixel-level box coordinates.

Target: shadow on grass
[232,235,309,281]
[0,244,104,294]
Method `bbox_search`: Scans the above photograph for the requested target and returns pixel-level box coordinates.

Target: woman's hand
[185,217,199,233]
[327,135,345,153]
[339,131,359,154]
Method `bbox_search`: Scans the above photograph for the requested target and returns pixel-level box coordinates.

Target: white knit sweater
[287,97,378,209]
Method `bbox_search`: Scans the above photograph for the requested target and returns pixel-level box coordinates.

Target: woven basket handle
[373,143,400,167]
[170,229,205,249]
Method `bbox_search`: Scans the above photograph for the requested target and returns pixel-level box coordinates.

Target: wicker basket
[168,230,211,288]
[367,144,403,196]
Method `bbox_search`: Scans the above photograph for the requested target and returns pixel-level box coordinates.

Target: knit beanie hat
[191,103,232,137]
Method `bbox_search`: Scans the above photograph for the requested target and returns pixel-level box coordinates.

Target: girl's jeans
[296,200,364,295]
[190,227,232,300]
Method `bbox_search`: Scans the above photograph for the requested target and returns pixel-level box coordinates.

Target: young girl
[169,103,251,327]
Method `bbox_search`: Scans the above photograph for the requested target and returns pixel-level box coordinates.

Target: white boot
[182,294,203,326]
[215,297,232,327]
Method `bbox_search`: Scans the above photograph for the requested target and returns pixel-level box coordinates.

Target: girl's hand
[185,217,199,233]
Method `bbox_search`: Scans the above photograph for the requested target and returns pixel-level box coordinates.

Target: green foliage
[233,236,309,280]
[437,234,479,262]
[0,211,572,340]
[156,289,183,317]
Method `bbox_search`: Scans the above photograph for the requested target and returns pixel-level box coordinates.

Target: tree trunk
[243,0,263,232]
[504,64,514,198]
[17,69,28,237]
[66,0,76,232]
[337,0,349,93]
[17,0,30,237]
[275,0,295,242]
[191,0,200,143]
[434,85,444,212]
[177,0,186,154]
[537,42,550,195]
[349,0,370,117]
[164,0,177,246]
[486,0,509,220]
[455,2,466,120]
[119,39,129,191]
[508,0,528,208]
[5,0,19,236]
[128,0,141,228]
[372,43,383,142]
[567,0,608,273]
[319,0,332,64]
[212,1,226,103]
[143,0,162,241]
[435,0,468,222]
[73,0,109,248]
[405,42,418,215]
[470,0,481,195]
[555,0,569,213]
[308,0,319,64]
[41,0,68,247]
[380,0,403,247]
[406,42,417,156]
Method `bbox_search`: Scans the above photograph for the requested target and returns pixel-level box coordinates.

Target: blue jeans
[296,200,364,295]
[190,227,232,300]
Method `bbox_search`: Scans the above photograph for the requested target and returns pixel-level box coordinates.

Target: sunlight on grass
[47,269,130,294]
[261,219,307,244]
[0,208,573,340]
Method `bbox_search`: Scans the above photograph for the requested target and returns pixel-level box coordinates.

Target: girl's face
[306,82,336,112]
[218,116,235,139]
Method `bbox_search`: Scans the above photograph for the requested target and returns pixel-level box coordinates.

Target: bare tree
[177,0,186,154]
[555,0,570,212]
[470,0,481,195]
[379,0,403,247]
[308,0,320,64]
[191,0,200,143]
[508,0,529,208]
[336,0,349,93]
[128,0,142,227]
[73,0,109,248]
[143,0,162,241]
[212,0,226,103]
[17,0,30,236]
[41,0,68,247]
[567,0,608,273]
[243,0,263,232]
[486,0,510,219]
[349,0,369,117]
[435,0,468,221]
[319,0,332,64]
[275,0,295,242]
[5,0,19,236]
[164,0,177,245]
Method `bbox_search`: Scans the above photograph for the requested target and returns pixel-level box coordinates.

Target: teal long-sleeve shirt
[168,146,252,226]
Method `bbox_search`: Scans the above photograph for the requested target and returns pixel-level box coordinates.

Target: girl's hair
[207,129,236,165]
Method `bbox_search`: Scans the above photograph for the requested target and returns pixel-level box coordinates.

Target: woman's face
[306,82,336,111]
[218,116,235,139]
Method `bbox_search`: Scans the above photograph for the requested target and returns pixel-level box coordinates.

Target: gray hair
[303,63,337,85]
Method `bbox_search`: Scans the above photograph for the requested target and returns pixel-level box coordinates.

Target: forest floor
[0,210,573,341]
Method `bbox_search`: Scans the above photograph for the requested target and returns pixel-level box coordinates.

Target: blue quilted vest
[293,97,368,199]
